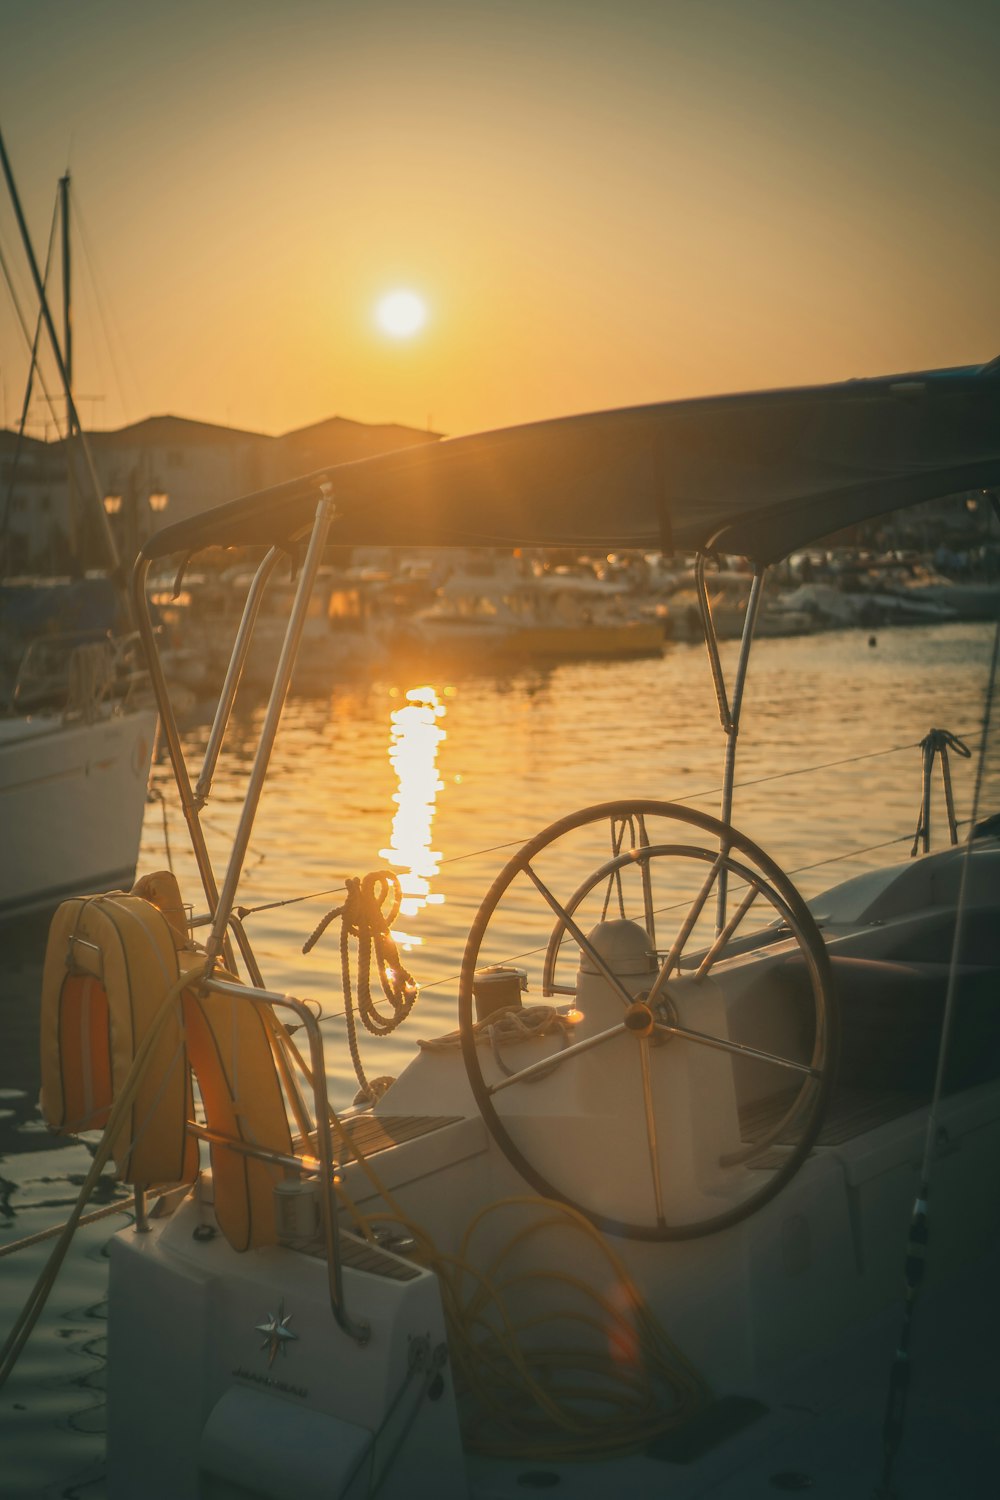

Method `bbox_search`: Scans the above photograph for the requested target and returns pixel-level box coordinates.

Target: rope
[303,871,418,1103]
[0,1196,136,1258]
[146,785,175,874]
[178,729,981,937]
[0,196,59,562]
[418,1004,573,1079]
[276,1022,713,1463]
[910,727,972,856]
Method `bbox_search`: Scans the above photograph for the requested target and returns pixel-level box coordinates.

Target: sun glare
[375,289,427,338]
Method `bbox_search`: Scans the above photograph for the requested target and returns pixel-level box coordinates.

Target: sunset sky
[1,0,997,442]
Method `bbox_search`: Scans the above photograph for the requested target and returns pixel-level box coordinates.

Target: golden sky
[1,0,997,441]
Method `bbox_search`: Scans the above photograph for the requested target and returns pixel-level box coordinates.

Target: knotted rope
[910,727,972,856]
[419,1003,574,1079]
[303,871,418,1103]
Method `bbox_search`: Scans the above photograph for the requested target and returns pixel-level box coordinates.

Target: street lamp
[103,494,122,515]
[148,491,169,514]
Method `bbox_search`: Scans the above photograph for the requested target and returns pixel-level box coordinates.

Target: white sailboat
[0,140,156,918]
[4,358,999,1497]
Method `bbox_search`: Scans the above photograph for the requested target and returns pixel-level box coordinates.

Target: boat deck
[740,1086,925,1169]
[466,1243,1000,1497]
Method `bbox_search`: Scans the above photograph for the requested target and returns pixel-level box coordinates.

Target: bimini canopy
[142,360,1000,567]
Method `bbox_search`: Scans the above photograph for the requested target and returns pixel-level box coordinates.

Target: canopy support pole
[194,547,283,811]
[131,554,236,979]
[206,493,335,967]
[695,552,766,932]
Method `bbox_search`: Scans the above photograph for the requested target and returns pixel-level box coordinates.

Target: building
[0,413,442,570]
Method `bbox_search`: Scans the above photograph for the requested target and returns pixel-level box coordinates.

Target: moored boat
[0,143,157,918]
[4,358,999,1497]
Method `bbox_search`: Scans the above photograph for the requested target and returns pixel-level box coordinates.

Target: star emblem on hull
[255,1300,298,1366]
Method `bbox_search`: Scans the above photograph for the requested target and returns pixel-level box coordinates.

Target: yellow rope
[282,1018,712,1461]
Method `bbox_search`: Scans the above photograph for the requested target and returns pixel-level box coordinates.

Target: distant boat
[413,556,665,659]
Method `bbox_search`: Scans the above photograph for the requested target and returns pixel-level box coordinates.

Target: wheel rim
[458,799,838,1241]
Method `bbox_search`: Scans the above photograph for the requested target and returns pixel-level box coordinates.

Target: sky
[1,0,998,442]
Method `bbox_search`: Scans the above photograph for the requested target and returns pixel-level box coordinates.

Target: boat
[0,628,156,917]
[0,140,157,917]
[412,553,665,660]
[4,359,999,1497]
[231,565,390,691]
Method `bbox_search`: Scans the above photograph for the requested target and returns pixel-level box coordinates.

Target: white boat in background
[236,567,389,691]
[414,555,664,659]
[3,358,999,1498]
[0,662,156,917]
[0,142,157,918]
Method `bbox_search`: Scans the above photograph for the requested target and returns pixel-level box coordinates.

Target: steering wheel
[458,800,837,1241]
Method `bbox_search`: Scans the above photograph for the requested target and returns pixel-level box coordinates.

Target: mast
[59,169,79,565]
[0,127,125,602]
[60,172,73,407]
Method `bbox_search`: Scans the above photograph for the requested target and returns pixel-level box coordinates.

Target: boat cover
[142,361,1000,565]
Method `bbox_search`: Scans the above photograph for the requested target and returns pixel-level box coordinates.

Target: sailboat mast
[59,169,79,565]
[0,128,122,589]
[60,171,73,424]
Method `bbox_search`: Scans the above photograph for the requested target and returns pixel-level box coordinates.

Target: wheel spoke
[487,1020,628,1095]
[462,799,835,1241]
[638,1036,666,1227]
[634,816,658,954]
[646,850,727,1005]
[652,1019,821,1078]
[524,862,635,1009]
[693,882,762,978]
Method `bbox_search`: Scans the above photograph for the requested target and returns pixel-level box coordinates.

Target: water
[1,622,997,1498]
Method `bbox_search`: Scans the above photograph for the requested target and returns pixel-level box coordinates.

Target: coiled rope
[275,1022,712,1460]
[303,870,418,1103]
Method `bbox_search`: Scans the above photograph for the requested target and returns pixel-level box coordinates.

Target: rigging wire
[0,209,65,436]
[70,192,143,424]
[0,196,61,559]
[171,728,980,929]
[874,614,1000,1499]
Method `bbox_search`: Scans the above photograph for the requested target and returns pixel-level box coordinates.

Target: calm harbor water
[1,621,997,1499]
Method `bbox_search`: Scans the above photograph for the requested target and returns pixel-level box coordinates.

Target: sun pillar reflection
[379,686,447,950]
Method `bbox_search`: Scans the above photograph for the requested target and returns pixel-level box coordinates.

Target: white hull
[108,1084,999,1498]
[103,838,1000,1498]
[0,707,157,917]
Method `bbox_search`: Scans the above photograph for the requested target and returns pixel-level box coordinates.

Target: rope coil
[303,870,418,1103]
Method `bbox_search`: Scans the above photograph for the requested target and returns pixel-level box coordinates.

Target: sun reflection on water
[379,686,447,948]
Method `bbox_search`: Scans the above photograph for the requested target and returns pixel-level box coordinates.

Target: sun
[375,289,427,338]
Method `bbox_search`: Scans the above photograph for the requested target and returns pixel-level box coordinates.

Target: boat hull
[0,707,157,917]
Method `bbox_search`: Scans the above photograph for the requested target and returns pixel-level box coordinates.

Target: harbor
[2,4,999,1497]
[1,617,997,1497]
